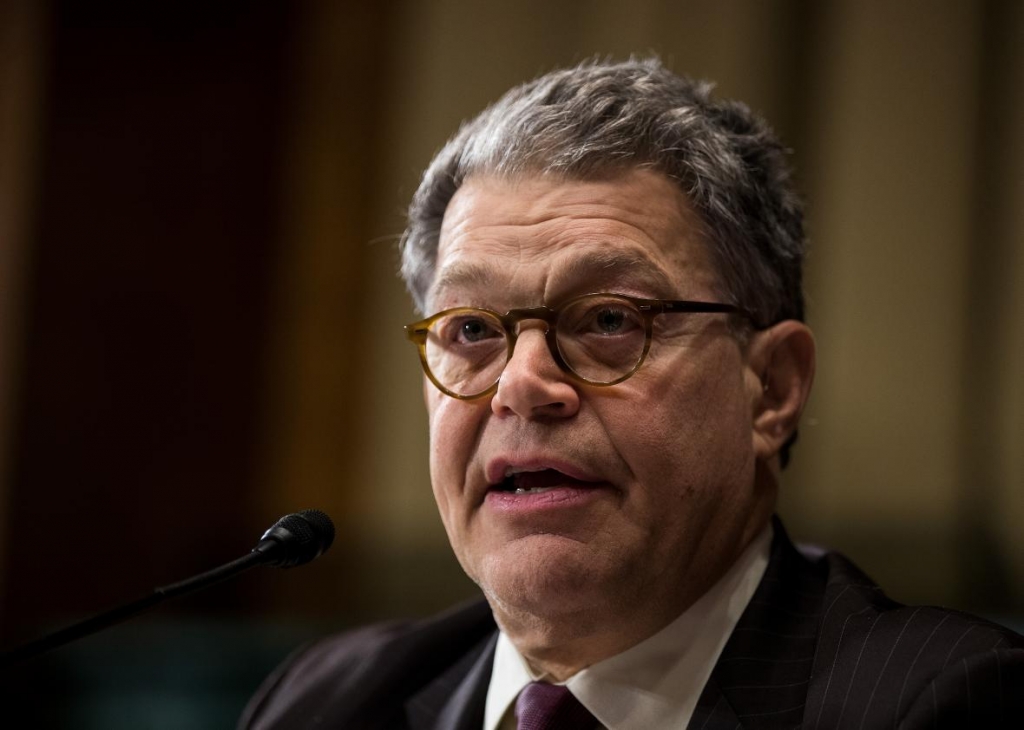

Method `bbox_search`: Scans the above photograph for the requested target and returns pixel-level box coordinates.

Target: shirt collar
[483,522,773,730]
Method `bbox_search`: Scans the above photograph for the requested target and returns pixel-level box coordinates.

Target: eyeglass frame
[404,292,756,401]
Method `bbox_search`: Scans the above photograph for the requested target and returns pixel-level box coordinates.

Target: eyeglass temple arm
[655,299,759,326]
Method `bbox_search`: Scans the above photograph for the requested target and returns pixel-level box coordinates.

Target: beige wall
[2,1,1019,622]
[255,0,1024,616]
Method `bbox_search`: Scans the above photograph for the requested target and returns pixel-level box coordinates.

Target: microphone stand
[0,550,265,668]
[0,509,334,668]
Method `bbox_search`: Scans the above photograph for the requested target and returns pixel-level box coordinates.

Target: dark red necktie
[515,681,600,730]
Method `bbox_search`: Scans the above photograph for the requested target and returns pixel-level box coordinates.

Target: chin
[476,534,623,619]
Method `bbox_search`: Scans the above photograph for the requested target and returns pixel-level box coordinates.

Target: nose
[490,326,580,419]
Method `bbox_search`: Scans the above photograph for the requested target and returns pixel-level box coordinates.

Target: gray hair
[399,57,806,330]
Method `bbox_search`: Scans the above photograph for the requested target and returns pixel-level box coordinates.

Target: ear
[747,320,816,462]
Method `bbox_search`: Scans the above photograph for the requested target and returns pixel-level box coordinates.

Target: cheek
[426,394,482,513]
[618,357,752,491]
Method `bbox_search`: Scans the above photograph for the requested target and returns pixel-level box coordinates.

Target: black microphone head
[255,509,335,568]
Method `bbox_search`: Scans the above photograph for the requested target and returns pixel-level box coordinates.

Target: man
[241,58,1023,729]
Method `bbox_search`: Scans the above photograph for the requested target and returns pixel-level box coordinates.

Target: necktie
[515,681,599,730]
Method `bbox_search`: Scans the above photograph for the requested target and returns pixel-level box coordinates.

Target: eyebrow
[431,261,494,297]
[430,249,677,304]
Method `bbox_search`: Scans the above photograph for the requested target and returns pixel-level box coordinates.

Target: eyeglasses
[404,292,752,400]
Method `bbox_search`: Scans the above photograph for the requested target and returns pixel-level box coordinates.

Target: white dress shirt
[483,523,772,730]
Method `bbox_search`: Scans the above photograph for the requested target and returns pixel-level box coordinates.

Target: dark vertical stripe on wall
[768,0,829,179]
[955,0,1018,612]
[1,0,293,643]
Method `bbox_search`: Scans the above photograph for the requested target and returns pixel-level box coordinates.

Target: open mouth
[492,469,594,494]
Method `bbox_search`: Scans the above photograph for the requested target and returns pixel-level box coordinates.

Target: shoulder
[816,549,1023,660]
[239,598,496,730]
[808,549,1024,728]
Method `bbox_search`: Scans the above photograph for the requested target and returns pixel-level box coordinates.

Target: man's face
[424,170,773,634]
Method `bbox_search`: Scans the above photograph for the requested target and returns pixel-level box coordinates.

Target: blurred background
[1,0,1022,726]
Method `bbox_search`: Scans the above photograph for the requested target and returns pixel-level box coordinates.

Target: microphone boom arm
[0,509,334,668]
[0,550,264,667]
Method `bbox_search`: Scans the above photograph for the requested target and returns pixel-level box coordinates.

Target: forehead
[431,170,717,307]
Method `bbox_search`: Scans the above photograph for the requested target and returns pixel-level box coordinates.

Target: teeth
[514,487,557,495]
[505,465,547,478]
[499,466,557,479]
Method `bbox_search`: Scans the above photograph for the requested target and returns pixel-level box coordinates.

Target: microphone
[254,509,335,567]
[0,509,335,668]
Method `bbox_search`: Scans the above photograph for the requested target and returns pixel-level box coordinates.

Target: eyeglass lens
[423,295,648,397]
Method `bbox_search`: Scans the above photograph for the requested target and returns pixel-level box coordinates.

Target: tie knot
[515,681,599,730]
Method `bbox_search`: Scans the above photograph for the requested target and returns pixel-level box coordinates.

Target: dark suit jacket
[240,522,1024,729]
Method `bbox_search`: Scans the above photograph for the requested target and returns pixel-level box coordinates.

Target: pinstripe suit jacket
[240,521,1024,729]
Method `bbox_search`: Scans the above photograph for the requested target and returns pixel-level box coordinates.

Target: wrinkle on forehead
[440,170,697,241]
[431,249,677,310]
[430,171,718,310]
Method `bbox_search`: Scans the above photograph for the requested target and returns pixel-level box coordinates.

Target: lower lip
[484,484,609,514]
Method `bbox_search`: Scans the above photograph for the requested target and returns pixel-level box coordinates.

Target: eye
[592,307,627,334]
[436,313,504,345]
[459,317,498,343]
[569,300,643,336]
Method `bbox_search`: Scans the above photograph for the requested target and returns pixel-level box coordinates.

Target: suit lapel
[690,520,828,729]
[689,674,743,729]
[405,631,498,730]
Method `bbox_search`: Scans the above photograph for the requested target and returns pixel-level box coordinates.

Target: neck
[492,504,776,681]
[495,602,675,682]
